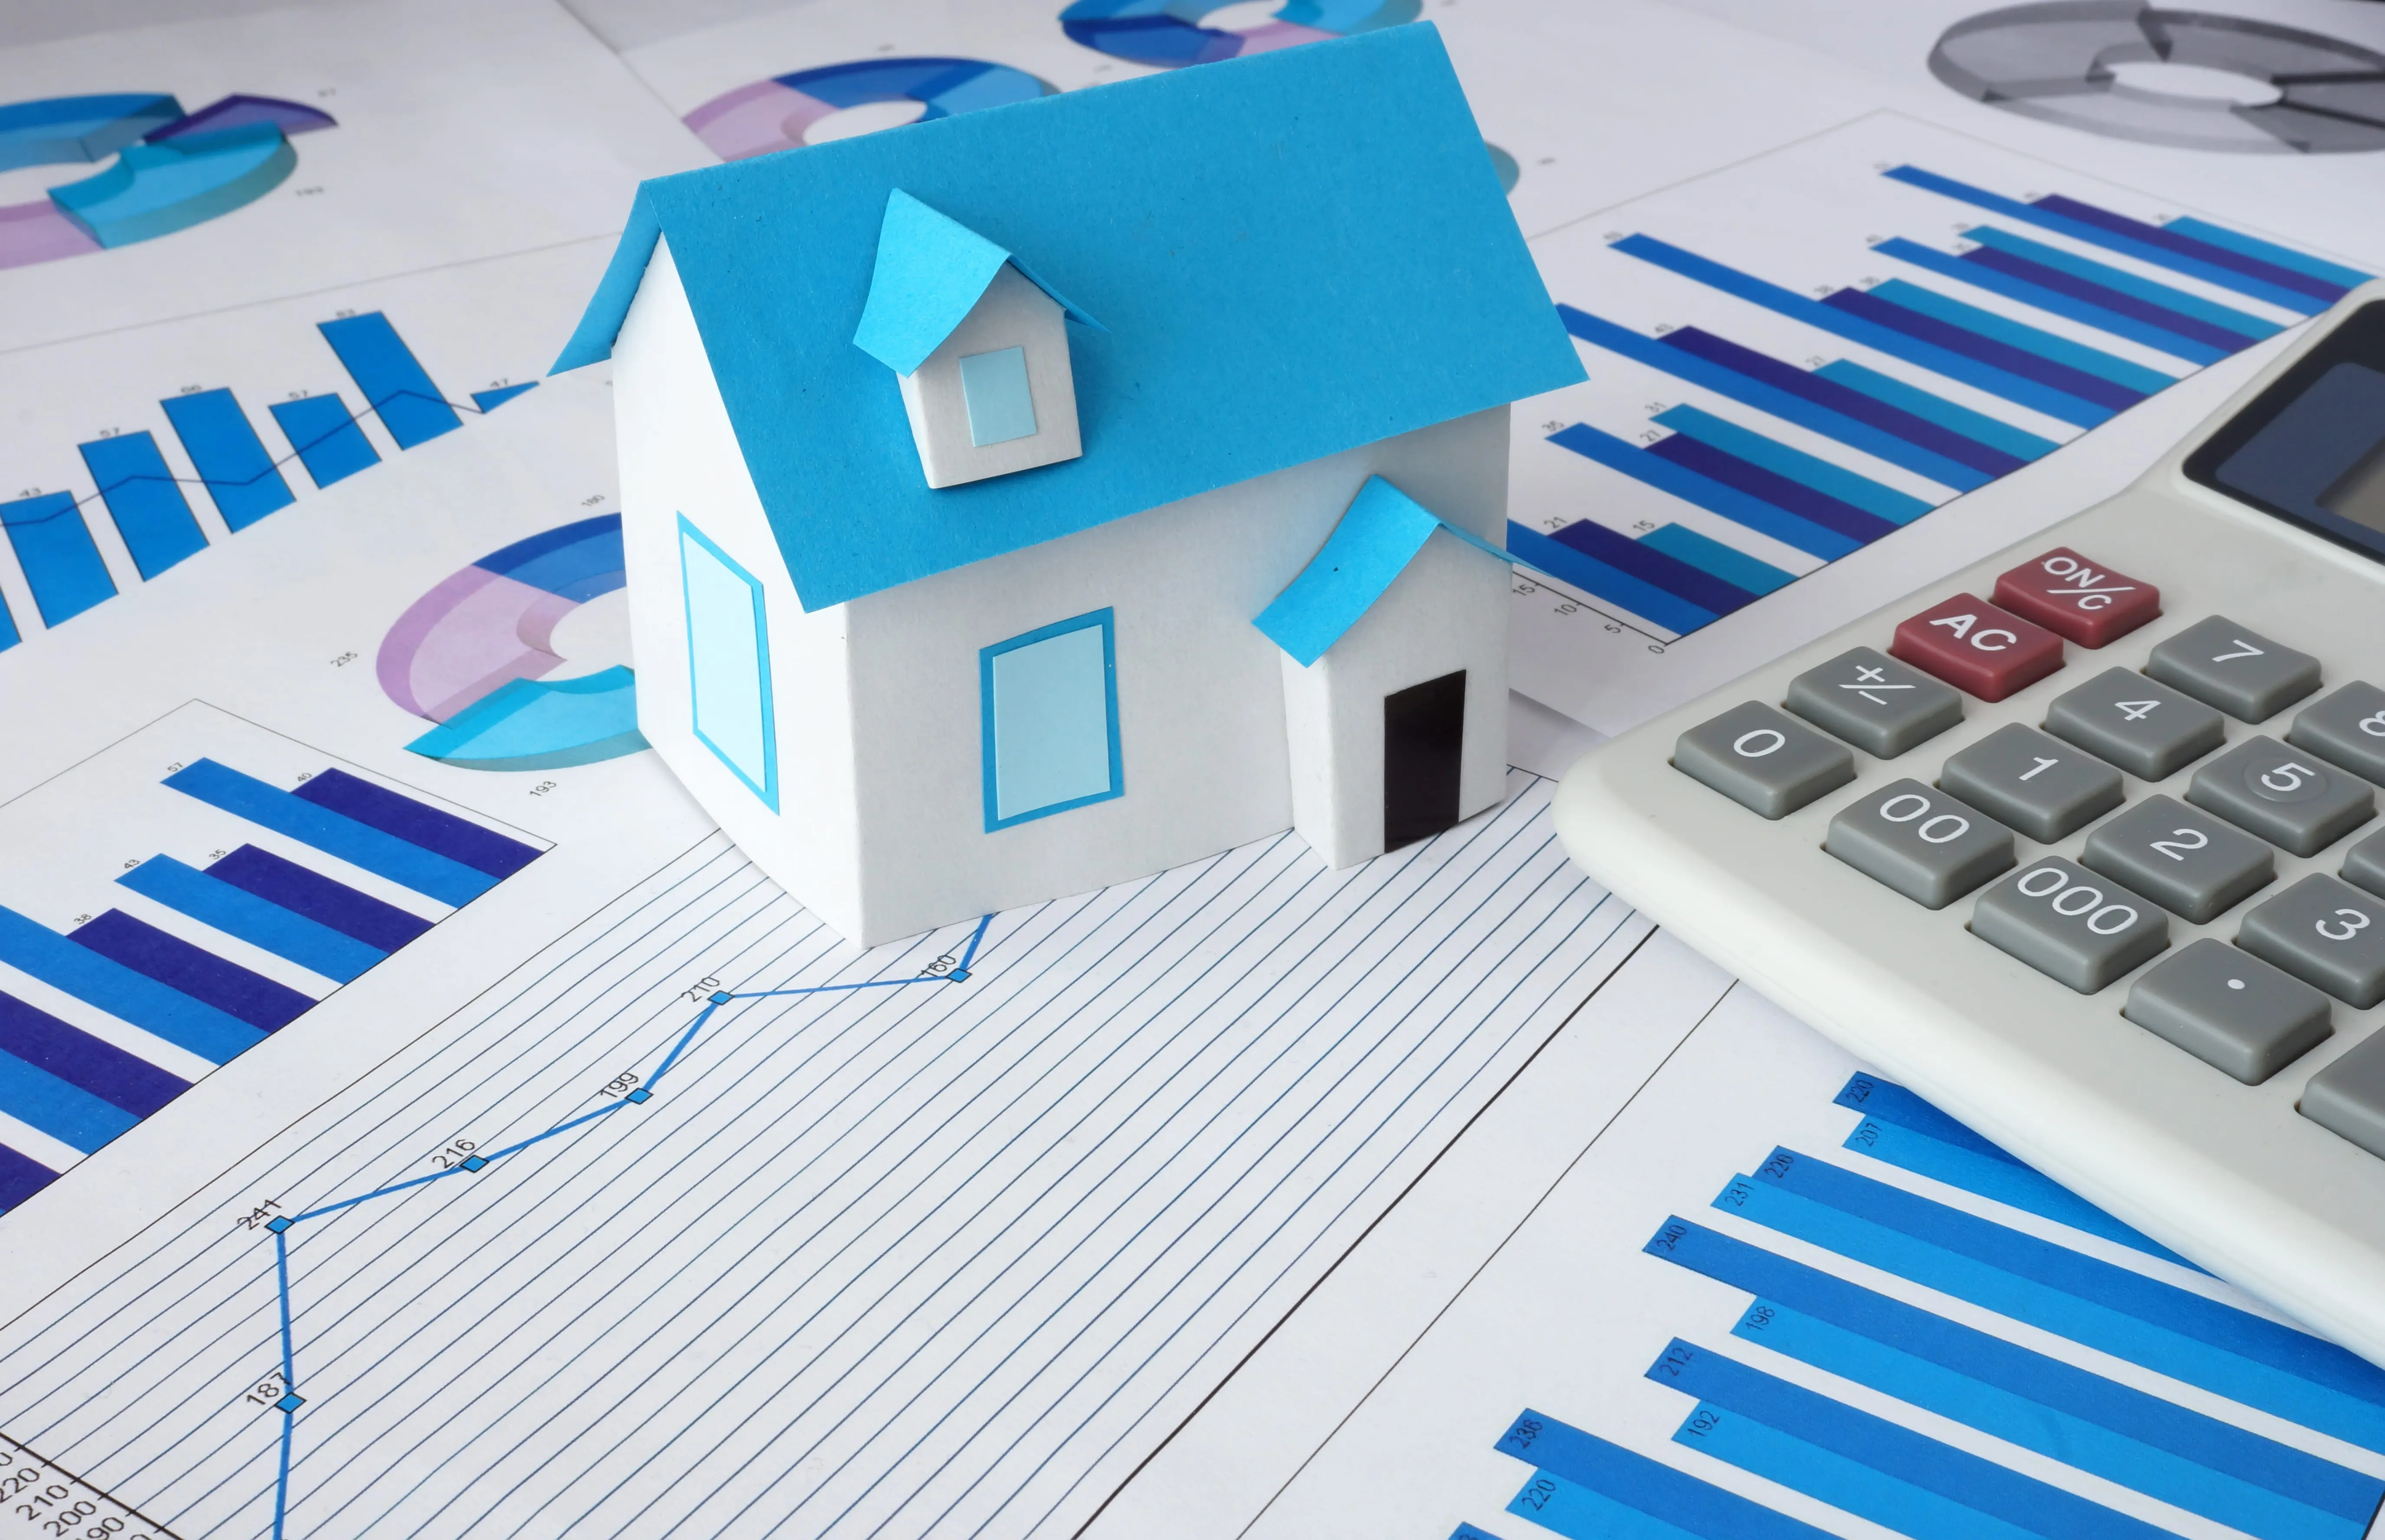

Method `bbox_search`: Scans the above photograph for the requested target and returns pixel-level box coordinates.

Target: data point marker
[265,1216,292,1233]
[461,1155,487,1171]
[948,969,970,982]
[276,1393,304,1412]
[625,1087,652,1104]
[709,990,733,1004]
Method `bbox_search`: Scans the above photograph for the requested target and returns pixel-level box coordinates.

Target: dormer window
[852,189,1101,489]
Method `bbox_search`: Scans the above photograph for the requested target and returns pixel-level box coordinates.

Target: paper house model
[552,25,1583,945]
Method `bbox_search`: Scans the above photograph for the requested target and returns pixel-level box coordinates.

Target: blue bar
[1496,1411,1837,1540]
[206,845,432,953]
[1882,167,2329,313]
[318,313,461,450]
[1507,522,1717,636]
[163,760,493,907]
[1453,1526,1508,1540]
[1509,1472,1706,1540]
[1653,1341,2169,1538]
[0,592,16,652]
[1959,228,2279,342]
[0,989,186,1117]
[78,431,206,579]
[1824,286,2132,418]
[1548,424,1858,560]
[1811,360,2060,463]
[470,382,537,412]
[0,1144,55,1212]
[70,911,313,1031]
[1647,1220,2378,1532]
[1556,305,2002,488]
[1844,1116,2186,1264]
[269,395,380,489]
[1646,433,1898,544]
[2162,218,2372,291]
[1639,524,1793,595]
[1877,238,2230,365]
[1614,234,2114,427]
[0,1048,135,1153]
[2035,194,2343,308]
[1549,515,1761,617]
[161,388,295,530]
[0,906,261,1064]
[1836,1072,2014,1156]
[0,492,116,626]
[1716,1151,2385,1449]
[119,856,383,983]
[290,769,542,878]
[1863,279,2178,394]
[1653,405,1934,525]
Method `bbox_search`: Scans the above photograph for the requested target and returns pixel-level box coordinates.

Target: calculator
[1553,282,2385,1364]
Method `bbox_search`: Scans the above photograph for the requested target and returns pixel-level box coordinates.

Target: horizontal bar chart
[1496,1410,1833,1539]
[0,737,543,1215]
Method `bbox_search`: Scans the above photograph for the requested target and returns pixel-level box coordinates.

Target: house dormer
[852,189,1100,489]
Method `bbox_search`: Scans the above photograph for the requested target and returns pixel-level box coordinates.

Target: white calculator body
[1555,280,2385,1364]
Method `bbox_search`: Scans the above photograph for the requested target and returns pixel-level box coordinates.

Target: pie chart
[685,58,1055,162]
[378,514,649,773]
[1058,0,1421,68]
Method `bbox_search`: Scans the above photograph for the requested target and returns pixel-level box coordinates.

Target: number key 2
[1890,594,2065,701]
[1992,547,2160,647]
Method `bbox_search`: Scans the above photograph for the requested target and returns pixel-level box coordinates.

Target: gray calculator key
[1673,702,1855,819]
[2123,939,2331,1085]
[2343,828,2385,901]
[2041,667,2224,780]
[1937,723,2122,842]
[2186,736,2376,857]
[2301,1033,2385,1160]
[2080,796,2273,923]
[1825,779,2013,908]
[1971,856,2168,993]
[2236,874,2385,1007]
[2145,616,2321,722]
[1784,647,1963,758]
[2287,681,2385,785]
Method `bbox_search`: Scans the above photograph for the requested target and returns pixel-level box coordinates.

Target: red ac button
[1890,594,2065,701]
[1992,546,2160,647]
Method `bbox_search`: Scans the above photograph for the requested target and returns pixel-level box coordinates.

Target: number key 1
[1938,723,2122,842]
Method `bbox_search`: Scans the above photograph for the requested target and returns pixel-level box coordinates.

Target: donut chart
[0,92,337,269]
[1930,3,2385,153]
[1058,0,1420,68]
[379,514,649,773]
[685,58,1056,162]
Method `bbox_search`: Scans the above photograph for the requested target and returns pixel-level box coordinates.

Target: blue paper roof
[852,190,1099,376]
[553,24,1582,613]
[1254,476,1507,666]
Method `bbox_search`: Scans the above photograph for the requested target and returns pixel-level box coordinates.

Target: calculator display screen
[2186,302,2385,561]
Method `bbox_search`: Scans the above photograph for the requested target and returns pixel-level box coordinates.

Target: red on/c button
[1889,594,2064,701]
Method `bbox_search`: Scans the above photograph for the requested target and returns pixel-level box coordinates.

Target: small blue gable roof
[553,24,1583,613]
[852,190,1100,376]
[1255,476,1507,666]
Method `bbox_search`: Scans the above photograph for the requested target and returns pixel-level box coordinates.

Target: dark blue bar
[1647,1219,2377,1524]
[2164,218,2372,290]
[1873,237,2227,363]
[78,431,206,579]
[0,1144,55,1212]
[270,395,380,489]
[166,760,493,907]
[0,906,260,1064]
[1649,1340,2173,1538]
[1549,516,1760,617]
[206,845,433,953]
[1836,1073,2016,1161]
[70,911,313,1031]
[1645,433,1897,545]
[0,989,186,1117]
[1964,228,2280,342]
[1496,1409,1835,1540]
[290,769,541,878]
[470,382,537,412]
[160,388,296,530]
[1660,326,2020,480]
[1548,423,1857,559]
[1950,245,2247,359]
[1866,279,2176,392]
[318,313,461,449]
[1506,522,1719,636]
[2033,194,2343,306]
[1824,287,2139,413]
[118,856,384,983]
[0,492,116,626]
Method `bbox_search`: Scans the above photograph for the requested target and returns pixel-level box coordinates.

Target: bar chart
[0,702,545,1216]
[0,310,536,652]
[1508,116,2375,733]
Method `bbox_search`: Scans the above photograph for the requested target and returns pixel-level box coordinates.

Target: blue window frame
[980,608,1122,830]
[678,515,778,811]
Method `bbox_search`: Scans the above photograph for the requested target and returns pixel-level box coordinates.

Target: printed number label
[1733,729,1785,758]
[2318,908,2374,943]
[2114,700,2160,721]
[2212,639,2265,662]
[2149,829,2207,861]
[2258,761,2322,795]
[2014,865,2140,934]
[1879,793,1969,845]
[2362,710,2385,739]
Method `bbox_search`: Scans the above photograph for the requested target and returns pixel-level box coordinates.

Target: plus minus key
[1890,594,2065,702]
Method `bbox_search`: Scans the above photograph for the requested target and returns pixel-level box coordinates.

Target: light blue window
[959,346,1038,447]
[678,515,778,810]
[980,608,1121,830]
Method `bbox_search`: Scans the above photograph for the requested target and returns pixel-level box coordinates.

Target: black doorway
[1384,669,1466,852]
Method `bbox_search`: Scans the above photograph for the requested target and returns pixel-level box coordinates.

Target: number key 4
[2043,667,2223,780]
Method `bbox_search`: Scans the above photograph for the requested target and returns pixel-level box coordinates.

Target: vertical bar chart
[269,392,380,488]
[161,386,296,530]
[78,430,207,578]
[0,704,546,1216]
[319,312,463,449]
[0,489,116,625]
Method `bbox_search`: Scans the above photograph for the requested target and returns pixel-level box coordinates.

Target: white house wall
[895,264,1081,488]
[611,236,869,936]
[838,404,1510,944]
